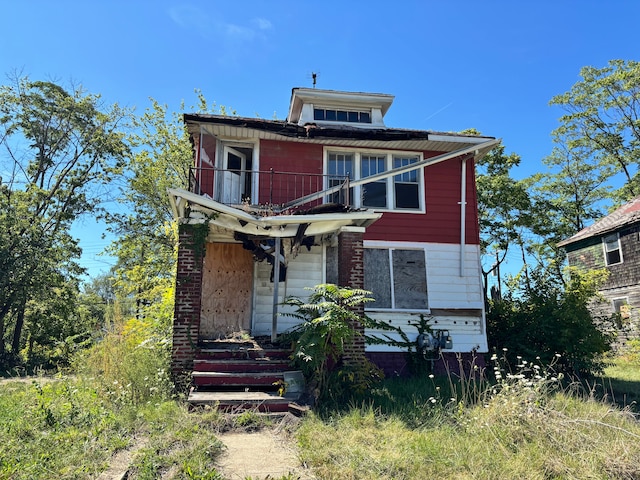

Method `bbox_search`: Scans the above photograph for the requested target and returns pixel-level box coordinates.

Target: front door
[221,146,247,204]
[200,243,254,339]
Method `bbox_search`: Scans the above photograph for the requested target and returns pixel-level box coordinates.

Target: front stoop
[187,340,304,412]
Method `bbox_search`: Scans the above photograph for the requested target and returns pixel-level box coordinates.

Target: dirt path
[216,429,315,480]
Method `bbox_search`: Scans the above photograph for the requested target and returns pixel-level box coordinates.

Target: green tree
[475,142,532,296]
[550,59,640,203]
[0,77,129,367]
[105,93,231,319]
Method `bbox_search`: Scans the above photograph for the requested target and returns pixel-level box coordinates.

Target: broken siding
[252,245,323,335]
[365,310,486,353]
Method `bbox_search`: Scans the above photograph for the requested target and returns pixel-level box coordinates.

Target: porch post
[337,226,366,362]
[271,236,281,342]
[171,223,205,383]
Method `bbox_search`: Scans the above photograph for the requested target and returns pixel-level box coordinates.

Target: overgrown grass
[0,376,228,479]
[2,344,639,479]
[298,372,640,480]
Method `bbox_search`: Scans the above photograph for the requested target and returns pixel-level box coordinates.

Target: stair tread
[195,359,289,364]
[188,391,298,403]
[192,371,287,378]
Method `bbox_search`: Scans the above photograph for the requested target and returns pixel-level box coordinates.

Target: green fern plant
[281,284,375,397]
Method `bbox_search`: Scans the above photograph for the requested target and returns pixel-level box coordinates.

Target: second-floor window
[326,149,424,212]
[603,233,622,265]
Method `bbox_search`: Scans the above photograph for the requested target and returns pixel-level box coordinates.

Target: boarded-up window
[325,246,339,285]
[364,248,428,310]
[364,249,392,308]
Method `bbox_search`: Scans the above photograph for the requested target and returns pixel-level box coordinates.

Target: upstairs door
[221,146,247,204]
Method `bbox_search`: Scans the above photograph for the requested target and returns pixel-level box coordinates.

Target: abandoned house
[169,87,499,410]
[559,196,640,347]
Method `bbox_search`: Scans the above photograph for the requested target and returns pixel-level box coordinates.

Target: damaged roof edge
[183,113,496,144]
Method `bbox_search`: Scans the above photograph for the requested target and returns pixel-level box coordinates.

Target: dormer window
[313,108,372,124]
[288,88,394,128]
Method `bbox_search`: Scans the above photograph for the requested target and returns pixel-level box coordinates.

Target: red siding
[256,140,480,245]
[258,140,324,205]
[197,135,216,196]
[365,156,480,245]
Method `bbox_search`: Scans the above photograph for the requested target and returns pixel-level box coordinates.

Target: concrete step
[188,390,300,412]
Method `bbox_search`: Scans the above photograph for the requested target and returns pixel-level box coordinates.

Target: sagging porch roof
[168,187,382,239]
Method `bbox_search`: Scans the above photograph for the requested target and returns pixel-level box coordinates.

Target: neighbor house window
[364,248,428,310]
[612,297,630,319]
[325,149,424,212]
[603,233,622,265]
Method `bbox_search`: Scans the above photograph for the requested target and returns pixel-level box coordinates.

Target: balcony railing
[188,167,350,213]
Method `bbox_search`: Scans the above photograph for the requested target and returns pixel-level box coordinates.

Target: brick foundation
[366,351,486,378]
[171,224,205,380]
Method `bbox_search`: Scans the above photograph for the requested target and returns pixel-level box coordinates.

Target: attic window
[603,233,623,266]
[314,108,371,124]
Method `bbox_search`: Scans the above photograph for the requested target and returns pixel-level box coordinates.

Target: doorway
[218,144,254,204]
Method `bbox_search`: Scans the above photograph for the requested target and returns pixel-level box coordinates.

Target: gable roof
[558,196,640,247]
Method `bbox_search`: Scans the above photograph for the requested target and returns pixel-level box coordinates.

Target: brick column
[337,226,366,362]
[171,223,205,382]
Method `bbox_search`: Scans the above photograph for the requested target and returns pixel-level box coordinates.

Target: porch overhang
[168,187,382,239]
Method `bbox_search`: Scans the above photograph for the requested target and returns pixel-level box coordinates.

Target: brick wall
[171,224,204,380]
[338,228,366,361]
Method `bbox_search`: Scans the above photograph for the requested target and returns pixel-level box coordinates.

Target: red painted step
[195,348,291,361]
[192,371,284,388]
[193,358,290,373]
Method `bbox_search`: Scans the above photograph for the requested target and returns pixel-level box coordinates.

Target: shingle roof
[558,196,640,247]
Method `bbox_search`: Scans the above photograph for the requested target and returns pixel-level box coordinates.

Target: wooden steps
[188,339,304,412]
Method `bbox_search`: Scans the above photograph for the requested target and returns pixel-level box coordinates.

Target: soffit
[194,120,493,154]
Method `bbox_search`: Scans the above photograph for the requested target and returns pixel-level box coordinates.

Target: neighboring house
[169,87,498,404]
[558,197,640,346]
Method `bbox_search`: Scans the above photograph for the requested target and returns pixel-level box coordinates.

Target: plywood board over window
[364,248,428,310]
[393,249,427,308]
[200,243,253,339]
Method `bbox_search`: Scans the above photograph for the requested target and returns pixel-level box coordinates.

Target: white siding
[252,245,324,335]
[363,241,487,353]
[425,243,484,309]
[364,310,487,353]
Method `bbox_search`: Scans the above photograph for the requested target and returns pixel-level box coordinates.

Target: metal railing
[188,167,350,212]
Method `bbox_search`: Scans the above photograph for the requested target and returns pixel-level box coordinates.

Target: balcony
[188,167,350,213]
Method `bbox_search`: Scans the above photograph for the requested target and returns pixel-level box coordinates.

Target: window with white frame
[612,297,630,319]
[325,149,424,212]
[603,233,622,265]
[363,247,428,310]
[393,156,420,209]
[314,107,372,124]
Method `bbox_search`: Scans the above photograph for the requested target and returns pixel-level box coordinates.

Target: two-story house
[558,197,640,347]
[169,88,498,409]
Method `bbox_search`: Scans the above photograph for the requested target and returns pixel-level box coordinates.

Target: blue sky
[2,1,639,278]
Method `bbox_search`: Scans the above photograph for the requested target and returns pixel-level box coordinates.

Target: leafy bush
[487,267,612,376]
[281,284,384,402]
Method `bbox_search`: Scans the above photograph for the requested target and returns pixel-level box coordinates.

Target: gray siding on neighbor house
[566,224,640,348]
[567,224,640,294]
